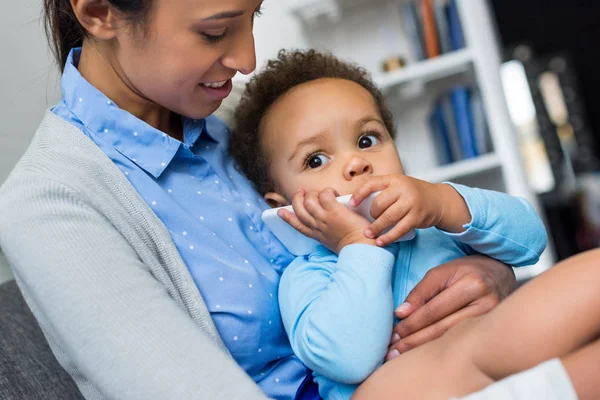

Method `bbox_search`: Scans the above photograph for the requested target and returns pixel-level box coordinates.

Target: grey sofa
[0,280,84,399]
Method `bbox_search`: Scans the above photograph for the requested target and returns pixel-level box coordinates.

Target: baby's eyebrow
[355,116,385,128]
[288,132,329,163]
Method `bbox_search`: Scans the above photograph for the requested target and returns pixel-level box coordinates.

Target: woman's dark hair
[43,0,153,70]
[230,49,396,195]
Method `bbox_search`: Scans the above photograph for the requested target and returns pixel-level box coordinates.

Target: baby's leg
[352,316,493,400]
[468,248,600,381]
[353,248,600,399]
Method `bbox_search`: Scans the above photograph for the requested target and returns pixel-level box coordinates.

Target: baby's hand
[349,175,470,247]
[278,188,376,254]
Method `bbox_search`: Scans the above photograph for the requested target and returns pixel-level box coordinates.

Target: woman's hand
[385,255,516,360]
[278,188,376,254]
[349,175,471,247]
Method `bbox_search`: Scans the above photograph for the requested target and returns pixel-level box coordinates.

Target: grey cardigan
[0,110,269,400]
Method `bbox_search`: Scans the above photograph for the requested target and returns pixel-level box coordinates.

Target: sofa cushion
[0,280,83,399]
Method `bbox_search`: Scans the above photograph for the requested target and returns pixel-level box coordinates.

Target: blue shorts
[295,371,321,400]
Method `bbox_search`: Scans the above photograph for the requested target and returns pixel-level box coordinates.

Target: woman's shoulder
[3,112,122,190]
[0,111,136,218]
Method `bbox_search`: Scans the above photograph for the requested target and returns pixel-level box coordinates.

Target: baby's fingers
[349,176,390,207]
[365,204,409,240]
[318,187,341,211]
[291,190,317,228]
[278,209,313,237]
[375,216,415,247]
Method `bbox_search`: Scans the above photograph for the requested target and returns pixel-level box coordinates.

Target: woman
[0,0,516,398]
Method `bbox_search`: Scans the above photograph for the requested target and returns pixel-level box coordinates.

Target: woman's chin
[182,101,223,120]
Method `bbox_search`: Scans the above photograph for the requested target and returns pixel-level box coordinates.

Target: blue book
[450,86,478,159]
[470,89,490,155]
[429,101,455,165]
[434,0,452,54]
[447,0,465,50]
[440,94,463,161]
[401,1,426,61]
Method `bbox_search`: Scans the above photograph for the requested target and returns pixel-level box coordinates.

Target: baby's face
[260,78,404,207]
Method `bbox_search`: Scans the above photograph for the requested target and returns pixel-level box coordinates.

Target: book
[470,88,490,155]
[434,0,452,54]
[449,86,478,159]
[447,0,465,50]
[429,101,455,165]
[401,1,426,61]
[420,0,441,58]
[439,94,463,161]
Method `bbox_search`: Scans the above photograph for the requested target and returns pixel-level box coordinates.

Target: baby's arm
[442,183,547,266]
[349,175,546,265]
[279,244,396,384]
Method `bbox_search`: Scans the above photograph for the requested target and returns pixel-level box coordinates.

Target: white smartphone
[261,191,416,255]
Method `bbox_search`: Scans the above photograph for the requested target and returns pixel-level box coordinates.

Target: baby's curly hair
[230,49,396,195]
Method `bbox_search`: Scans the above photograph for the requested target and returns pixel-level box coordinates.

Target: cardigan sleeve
[0,175,269,400]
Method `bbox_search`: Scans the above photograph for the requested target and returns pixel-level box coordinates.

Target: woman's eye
[202,32,227,43]
[306,154,330,169]
[358,134,380,149]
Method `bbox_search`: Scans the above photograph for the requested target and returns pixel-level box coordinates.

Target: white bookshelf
[286,0,556,280]
[374,48,473,90]
[413,152,501,183]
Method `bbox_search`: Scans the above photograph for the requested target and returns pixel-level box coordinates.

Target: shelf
[412,152,501,183]
[288,0,385,24]
[374,49,473,91]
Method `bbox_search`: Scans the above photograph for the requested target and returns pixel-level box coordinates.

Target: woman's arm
[0,177,267,400]
[279,244,396,384]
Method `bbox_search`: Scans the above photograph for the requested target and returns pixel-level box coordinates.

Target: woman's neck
[77,41,183,141]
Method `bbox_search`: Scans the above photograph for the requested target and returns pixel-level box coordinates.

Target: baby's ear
[264,192,289,208]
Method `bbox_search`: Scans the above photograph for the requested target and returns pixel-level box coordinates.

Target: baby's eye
[306,154,330,169]
[358,134,380,149]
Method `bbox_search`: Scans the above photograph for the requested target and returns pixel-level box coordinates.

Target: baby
[230,50,547,400]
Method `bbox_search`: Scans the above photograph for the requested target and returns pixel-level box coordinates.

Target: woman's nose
[344,156,373,180]
[221,27,257,75]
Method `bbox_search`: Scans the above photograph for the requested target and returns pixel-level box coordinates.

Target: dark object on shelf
[382,56,407,72]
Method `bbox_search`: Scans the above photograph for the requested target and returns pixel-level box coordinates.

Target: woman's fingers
[394,270,485,338]
[386,306,483,359]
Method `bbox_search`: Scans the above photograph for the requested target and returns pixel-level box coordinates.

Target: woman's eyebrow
[202,10,245,21]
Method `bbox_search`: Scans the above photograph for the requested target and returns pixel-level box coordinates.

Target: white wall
[0,1,61,185]
[243,0,308,77]
[0,0,62,283]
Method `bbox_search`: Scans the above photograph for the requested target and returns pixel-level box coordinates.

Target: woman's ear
[71,0,119,40]
[264,192,289,208]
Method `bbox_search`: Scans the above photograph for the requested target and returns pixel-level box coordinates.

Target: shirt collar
[61,48,220,178]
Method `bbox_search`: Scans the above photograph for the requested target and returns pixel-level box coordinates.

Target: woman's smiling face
[107,0,263,119]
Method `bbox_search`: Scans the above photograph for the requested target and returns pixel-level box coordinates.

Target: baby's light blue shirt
[279,183,547,400]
